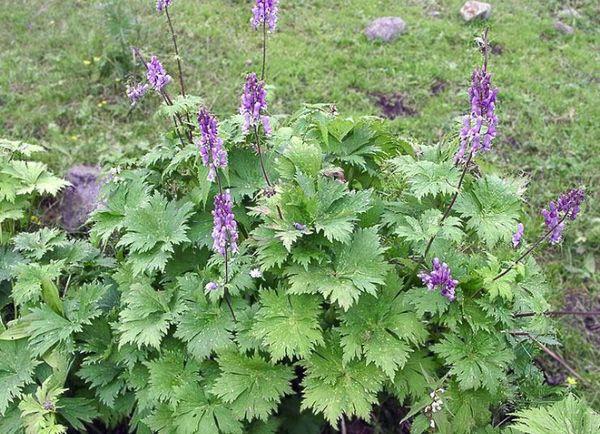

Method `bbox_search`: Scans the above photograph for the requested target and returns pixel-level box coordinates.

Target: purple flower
[212,190,239,256]
[557,188,585,220]
[146,56,172,92]
[419,258,458,301]
[455,67,498,164]
[126,83,149,105]
[512,223,524,248]
[156,0,172,12]
[293,222,307,231]
[197,109,228,182]
[251,0,279,31]
[205,281,218,292]
[541,189,585,245]
[239,73,271,135]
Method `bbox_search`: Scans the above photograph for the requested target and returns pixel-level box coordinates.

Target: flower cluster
[419,258,458,301]
[156,0,172,13]
[146,56,172,92]
[212,190,239,256]
[126,83,149,105]
[240,73,271,135]
[455,67,498,164]
[541,188,585,245]
[251,0,279,31]
[205,281,218,292]
[197,109,228,182]
[424,388,446,429]
[512,223,524,248]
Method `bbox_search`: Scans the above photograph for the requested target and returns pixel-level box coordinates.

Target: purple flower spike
[419,258,459,301]
[512,223,524,248]
[197,109,228,182]
[146,56,172,92]
[541,188,585,245]
[251,0,279,31]
[126,83,149,105]
[455,67,498,164]
[240,73,271,135]
[156,0,173,13]
[212,190,239,256]
[557,188,585,220]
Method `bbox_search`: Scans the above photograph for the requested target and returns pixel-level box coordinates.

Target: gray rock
[554,20,575,35]
[558,7,581,19]
[460,1,492,21]
[365,17,407,42]
[60,165,103,232]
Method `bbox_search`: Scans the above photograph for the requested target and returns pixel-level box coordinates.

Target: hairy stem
[422,151,473,260]
[510,331,585,384]
[261,20,267,81]
[253,125,283,219]
[514,310,600,318]
[493,213,569,282]
[215,172,237,322]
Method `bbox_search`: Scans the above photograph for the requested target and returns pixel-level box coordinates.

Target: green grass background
[1,0,599,406]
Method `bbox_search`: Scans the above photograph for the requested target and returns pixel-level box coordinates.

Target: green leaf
[288,228,390,310]
[13,228,68,261]
[455,175,523,246]
[144,349,201,406]
[56,397,99,431]
[174,275,236,360]
[510,394,600,434]
[3,160,68,196]
[389,350,438,402]
[90,176,150,244]
[300,332,386,424]
[393,209,463,256]
[0,340,40,415]
[432,330,513,393]
[252,290,324,361]
[117,282,181,349]
[403,287,451,318]
[12,261,63,307]
[391,156,460,200]
[117,193,194,275]
[211,352,293,421]
[339,281,427,378]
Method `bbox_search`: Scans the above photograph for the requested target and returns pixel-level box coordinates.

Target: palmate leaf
[252,290,324,361]
[174,274,237,360]
[389,350,438,402]
[287,228,390,310]
[432,330,514,393]
[391,156,460,200]
[0,339,40,416]
[13,228,68,261]
[211,351,294,422]
[144,349,202,407]
[2,160,69,196]
[393,209,463,256]
[339,279,427,378]
[455,175,524,246]
[117,282,181,349]
[510,394,600,434]
[12,261,64,308]
[300,332,386,424]
[90,175,150,244]
[145,383,242,434]
[117,193,194,275]
[0,197,28,223]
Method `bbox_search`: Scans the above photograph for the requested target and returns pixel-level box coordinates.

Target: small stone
[554,20,574,35]
[558,7,581,19]
[460,1,492,21]
[60,165,103,232]
[364,17,407,42]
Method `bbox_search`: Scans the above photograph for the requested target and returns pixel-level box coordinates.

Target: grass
[1,0,599,405]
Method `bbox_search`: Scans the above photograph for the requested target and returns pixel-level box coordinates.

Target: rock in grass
[61,165,102,232]
[460,1,492,21]
[365,17,407,42]
[554,20,575,35]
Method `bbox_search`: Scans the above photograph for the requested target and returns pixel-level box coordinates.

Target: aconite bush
[0,1,595,433]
